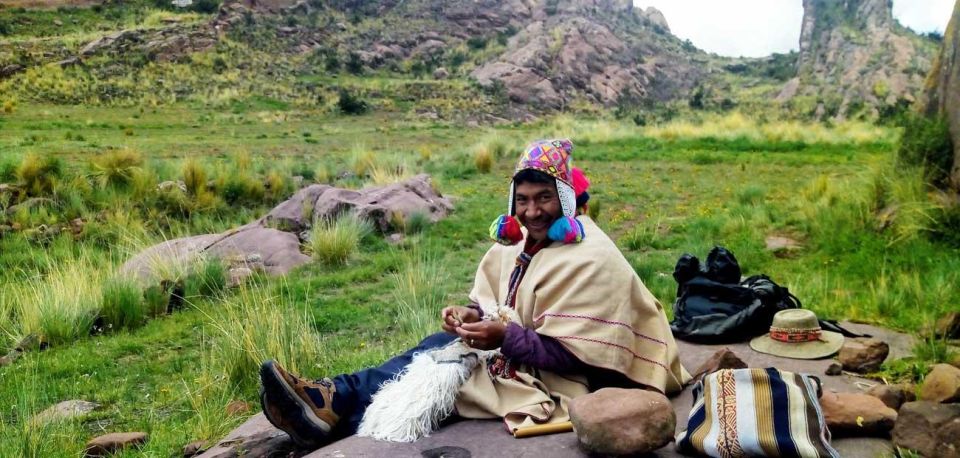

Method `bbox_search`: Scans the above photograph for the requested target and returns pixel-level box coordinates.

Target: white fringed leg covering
[357,340,480,442]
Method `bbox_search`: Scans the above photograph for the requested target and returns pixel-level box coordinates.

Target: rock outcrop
[790,0,939,118]
[921,0,960,191]
[122,175,451,284]
[470,0,704,108]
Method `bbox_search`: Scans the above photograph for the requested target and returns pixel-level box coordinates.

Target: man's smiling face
[514,180,562,242]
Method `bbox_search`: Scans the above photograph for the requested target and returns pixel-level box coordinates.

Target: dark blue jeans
[330,332,458,436]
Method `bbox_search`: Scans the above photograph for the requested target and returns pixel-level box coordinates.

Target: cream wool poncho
[455,216,691,431]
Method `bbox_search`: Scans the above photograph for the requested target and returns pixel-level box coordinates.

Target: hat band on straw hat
[769,326,822,343]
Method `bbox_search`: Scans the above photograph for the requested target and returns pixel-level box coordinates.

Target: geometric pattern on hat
[507,139,577,218]
[514,139,574,186]
[748,309,844,360]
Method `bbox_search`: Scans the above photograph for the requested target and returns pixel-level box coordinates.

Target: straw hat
[749,309,844,359]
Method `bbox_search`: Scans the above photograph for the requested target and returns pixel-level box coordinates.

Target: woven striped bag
[676,368,840,458]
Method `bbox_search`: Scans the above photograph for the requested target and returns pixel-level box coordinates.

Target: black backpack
[669,247,802,343]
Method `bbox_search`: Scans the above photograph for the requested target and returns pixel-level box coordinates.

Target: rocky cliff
[786,0,938,118]
[467,2,701,108]
[922,0,960,190]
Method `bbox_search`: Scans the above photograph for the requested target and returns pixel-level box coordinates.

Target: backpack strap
[818,319,871,338]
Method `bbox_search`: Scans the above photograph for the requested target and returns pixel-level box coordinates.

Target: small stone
[892,401,960,458]
[690,348,747,382]
[866,383,916,410]
[838,337,889,373]
[225,400,251,416]
[765,235,801,255]
[570,388,675,455]
[84,432,148,457]
[935,312,960,339]
[433,67,449,79]
[920,364,960,403]
[825,362,843,376]
[32,400,99,424]
[182,440,207,457]
[819,391,897,436]
[386,233,405,244]
[227,267,254,288]
[54,19,63,26]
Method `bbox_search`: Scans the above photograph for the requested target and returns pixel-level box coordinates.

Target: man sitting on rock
[259,139,690,448]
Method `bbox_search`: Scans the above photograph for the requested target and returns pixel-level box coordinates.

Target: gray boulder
[261,184,333,233]
[196,413,301,458]
[206,227,310,276]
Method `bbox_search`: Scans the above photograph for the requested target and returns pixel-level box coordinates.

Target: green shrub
[337,89,368,115]
[100,278,146,330]
[897,114,953,187]
[309,213,372,265]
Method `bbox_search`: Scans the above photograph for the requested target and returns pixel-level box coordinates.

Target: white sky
[634,0,954,58]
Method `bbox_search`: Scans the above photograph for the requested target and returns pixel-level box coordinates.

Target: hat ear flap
[547,216,585,244]
[489,214,523,245]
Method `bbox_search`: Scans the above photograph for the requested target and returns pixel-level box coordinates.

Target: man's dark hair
[512,168,590,209]
[513,169,555,185]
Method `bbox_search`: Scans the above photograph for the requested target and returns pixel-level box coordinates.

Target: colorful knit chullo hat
[489,139,590,245]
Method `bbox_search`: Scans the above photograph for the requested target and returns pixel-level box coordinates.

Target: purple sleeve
[500,322,587,373]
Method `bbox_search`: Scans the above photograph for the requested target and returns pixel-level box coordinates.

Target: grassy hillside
[1,103,958,453]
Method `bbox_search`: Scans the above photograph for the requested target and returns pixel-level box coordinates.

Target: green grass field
[0,103,957,455]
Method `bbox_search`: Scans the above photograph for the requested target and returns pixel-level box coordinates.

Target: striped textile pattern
[676,368,840,458]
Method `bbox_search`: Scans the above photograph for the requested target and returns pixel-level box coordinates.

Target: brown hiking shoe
[259,360,339,448]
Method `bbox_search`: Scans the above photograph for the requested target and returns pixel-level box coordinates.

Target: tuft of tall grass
[206,284,323,390]
[473,145,493,173]
[91,148,144,189]
[16,153,64,196]
[182,159,208,197]
[391,250,450,339]
[368,160,413,186]
[350,145,375,177]
[184,257,227,299]
[309,213,373,265]
[99,277,147,330]
[314,164,332,184]
[265,169,292,201]
[13,260,103,346]
[181,368,243,442]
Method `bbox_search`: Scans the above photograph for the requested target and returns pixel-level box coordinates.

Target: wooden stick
[512,421,574,438]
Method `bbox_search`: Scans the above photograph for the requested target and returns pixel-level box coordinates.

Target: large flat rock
[212,323,911,457]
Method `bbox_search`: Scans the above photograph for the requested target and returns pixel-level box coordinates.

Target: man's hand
[441,306,481,334]
[456,321,506,350]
